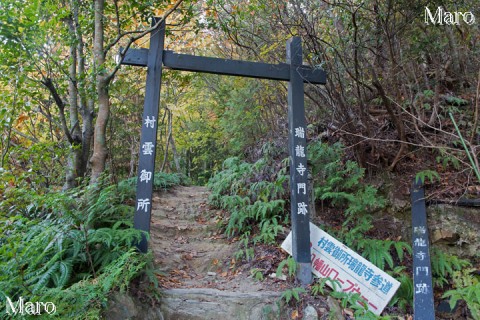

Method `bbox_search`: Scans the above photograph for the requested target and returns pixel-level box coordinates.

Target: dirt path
[150,186,265,292]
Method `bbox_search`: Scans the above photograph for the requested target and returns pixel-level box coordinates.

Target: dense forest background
[1,0,478,190]
[1,0,479,318]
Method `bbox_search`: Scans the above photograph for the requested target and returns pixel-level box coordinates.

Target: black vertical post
[134,18,166,253]
[411,179,435,320]
[287,37,312,285]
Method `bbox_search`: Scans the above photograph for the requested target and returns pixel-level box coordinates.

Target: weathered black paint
[133,19,165,253]
[287,37,312,285]
[411,180,435,320]
[122,49,326,85]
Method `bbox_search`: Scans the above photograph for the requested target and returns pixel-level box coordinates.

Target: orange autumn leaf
[291,309,299,319]
[16,113,28,124]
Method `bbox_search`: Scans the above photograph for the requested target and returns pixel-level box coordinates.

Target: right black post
[411,179,435,320]
[287,37,312,285]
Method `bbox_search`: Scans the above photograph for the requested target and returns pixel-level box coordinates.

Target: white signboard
[281,222,400,315]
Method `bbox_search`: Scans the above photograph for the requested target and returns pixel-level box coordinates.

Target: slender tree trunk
[71,0,94,180]
[428,64,441,127]
[90,0,110,183]
[65,13,83,189]
[129,136,138,178]
[161,110,172,172]
[170,134,181,173]
[372,78,407,171]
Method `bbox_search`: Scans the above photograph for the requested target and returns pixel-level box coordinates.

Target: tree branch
[40,78,74,144]
[105,0,185,83]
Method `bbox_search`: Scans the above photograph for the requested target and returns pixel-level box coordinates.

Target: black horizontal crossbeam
[121,48,326,85]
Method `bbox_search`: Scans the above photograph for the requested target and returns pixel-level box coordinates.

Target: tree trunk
[90,0,110,183]
[170,134,181,173]
[65,13,83,189]
[72,0,94,181]
[161,109,172,172]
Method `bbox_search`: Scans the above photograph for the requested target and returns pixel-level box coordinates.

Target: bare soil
[150,186,286,292]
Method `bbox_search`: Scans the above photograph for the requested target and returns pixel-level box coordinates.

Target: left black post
[134,18,166,253]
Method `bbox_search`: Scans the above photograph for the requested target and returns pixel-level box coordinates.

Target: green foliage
[234,233,255,262]
[276,257,297,279]
[310,277,341,296]
[208,149,288,243]
[388,266,413,312]
[308,141,385,219]
[442,269,480,320]
[250,268,265,282]
[172,74,271,184]
[0,173,179,318]
[415,170,440,185]
[280,287,306,304]
[431,247,471,288]
[32,249,152,319]
[357,239,411,270]
[328,291,380,319]
[449,112,480,184]
[119,171,189,195]
[308,141,412,270]
[446,96,469,107]
[435,148,461,170]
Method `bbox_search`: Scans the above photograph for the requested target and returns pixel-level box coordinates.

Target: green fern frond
[32,261,60,293]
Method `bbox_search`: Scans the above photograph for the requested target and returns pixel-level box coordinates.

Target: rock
[303,305,318,320]
[106,292,164,320]
[431,229,460,244]
[436,299,457,313]
[268,273,287,281]
[107,288,282,320]
[326,296,343,320]
[427,205,480,259]
[391,196,409,211]
[160,288,281,320]
[317,307,327,316]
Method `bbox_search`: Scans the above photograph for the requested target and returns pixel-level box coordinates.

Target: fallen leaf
[343,308,354,317]
[291,309,299,319]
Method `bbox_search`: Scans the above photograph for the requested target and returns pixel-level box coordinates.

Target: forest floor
[150,185,289,293]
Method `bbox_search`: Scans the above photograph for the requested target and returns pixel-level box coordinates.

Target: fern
[118,172,188,194]
[415,170,440,184]
[276,257,297,279]
[358,239,394,270]
[55,260,73,288]
[208,152,289,242]
[431,247,471,288]
[311,277,341,296]
[388,266,413,312]
[280,287,306,304]
[443,269,480,320]
[0,173,172,318]
[355,239,411,270]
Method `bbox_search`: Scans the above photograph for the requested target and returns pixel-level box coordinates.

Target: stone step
[160,288,282,320]
[107,288,283,320]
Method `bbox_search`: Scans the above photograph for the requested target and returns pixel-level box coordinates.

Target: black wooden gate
[120,18,327,284]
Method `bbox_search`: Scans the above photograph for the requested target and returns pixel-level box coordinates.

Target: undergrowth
[208,141,478,318]
[119,171,189,195]
[208,144,289,245]
[0,172,180,318]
